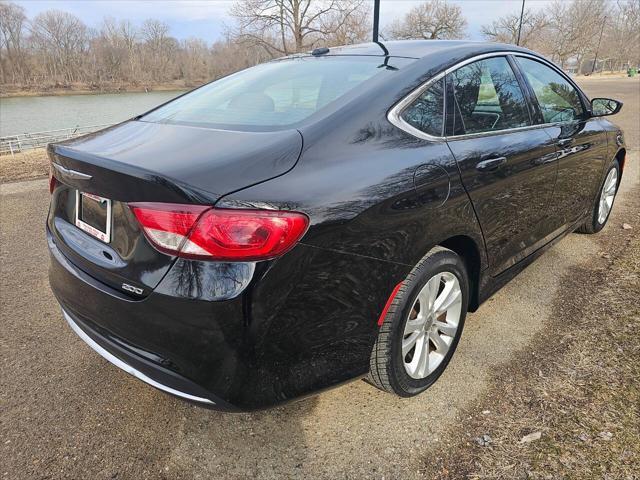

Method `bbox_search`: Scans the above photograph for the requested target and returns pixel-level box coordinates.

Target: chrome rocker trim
[62,309,215,405]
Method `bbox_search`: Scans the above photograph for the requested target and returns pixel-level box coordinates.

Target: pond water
[0,91,185,137]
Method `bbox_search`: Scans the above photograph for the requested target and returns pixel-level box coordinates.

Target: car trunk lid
[47,121,303,296]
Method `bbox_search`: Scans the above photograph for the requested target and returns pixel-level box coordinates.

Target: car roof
[315,40,531,59]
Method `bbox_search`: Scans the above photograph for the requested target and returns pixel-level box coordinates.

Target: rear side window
[448,57,531,135]
[142,57,403,130]
[401,79,444,137]
[516,57,584,123]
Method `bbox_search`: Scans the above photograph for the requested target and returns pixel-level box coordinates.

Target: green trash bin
[628,67,637,77]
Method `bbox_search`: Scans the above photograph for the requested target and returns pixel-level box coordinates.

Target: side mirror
[590,98,623,117]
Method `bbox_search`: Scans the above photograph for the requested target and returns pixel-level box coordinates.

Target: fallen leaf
[520,431,542,443]
[622,223,632,230]
[598,431,613,441]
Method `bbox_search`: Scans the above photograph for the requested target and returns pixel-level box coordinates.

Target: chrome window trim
[62,309,216,405]
[444,121,562,141]
[387,71,447,142]
[387,50,580,142]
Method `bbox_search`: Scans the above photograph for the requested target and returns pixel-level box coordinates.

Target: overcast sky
[17,0,554,42]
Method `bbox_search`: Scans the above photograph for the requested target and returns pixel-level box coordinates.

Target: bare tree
[140,19,177,81]
[0,1,28,83]
[179,38,210,84]
[482,0,611,72]
[94,17,131,82]
[210,34,272,79]
[542,0,606,69]
[386,0,467,40]
[319,3,371,47]
[481,10,548,48]
[30,10,90,83]
[230,0,369,56]
[600,0,640,72]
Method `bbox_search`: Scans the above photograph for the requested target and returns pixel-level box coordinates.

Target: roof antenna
[516,0,525,46]
[370,0,392,68]
[372,0,388,57]
[372,0,380,43]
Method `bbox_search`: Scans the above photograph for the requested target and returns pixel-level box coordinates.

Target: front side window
[401,79,444,137]
[449,57,531,135]
[516,57,584,123]
[142,56,403,130]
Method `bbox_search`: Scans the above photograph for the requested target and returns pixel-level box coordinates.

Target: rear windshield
[141,56,404,130]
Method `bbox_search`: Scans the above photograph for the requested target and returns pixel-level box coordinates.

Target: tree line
[481,0,639,73]
[0,0,372,90]
[1,0,638,92]
[0,3,270,89]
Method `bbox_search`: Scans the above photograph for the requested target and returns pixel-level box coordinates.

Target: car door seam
[444,141,490,271]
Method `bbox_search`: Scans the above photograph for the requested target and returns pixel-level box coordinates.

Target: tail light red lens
[129,203,210,256]
[130,203,309,261]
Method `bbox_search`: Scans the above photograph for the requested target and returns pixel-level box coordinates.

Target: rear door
[445,55,559,275]
[513,56,608,228]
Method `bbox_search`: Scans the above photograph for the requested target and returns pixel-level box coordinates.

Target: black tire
[367,246,469,397]
[576,160,620,234]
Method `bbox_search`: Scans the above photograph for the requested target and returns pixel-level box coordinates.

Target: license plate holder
[75,191,112,243]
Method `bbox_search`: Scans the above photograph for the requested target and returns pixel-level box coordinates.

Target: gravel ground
[0,77,638,480]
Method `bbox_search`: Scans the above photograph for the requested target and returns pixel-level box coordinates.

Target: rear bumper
[61,307,238,410]
[48,227,247,410]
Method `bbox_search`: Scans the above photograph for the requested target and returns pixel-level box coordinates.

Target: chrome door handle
[476,157,507,172]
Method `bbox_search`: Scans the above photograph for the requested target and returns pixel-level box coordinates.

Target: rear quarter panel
[218,70,487,271]
[214,70,488,400]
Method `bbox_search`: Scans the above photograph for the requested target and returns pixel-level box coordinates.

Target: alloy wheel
[402,272,462,379]
[598,168,618,225]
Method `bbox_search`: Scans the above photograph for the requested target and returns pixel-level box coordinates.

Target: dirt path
[420,156,639,479]
[1,79,638,480]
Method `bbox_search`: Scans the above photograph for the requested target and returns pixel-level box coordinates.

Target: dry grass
[581,72,636,79]
[421,200,640,479]
[0,81,190,98]
[0,149,49,183]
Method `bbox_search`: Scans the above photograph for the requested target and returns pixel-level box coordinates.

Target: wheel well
[439,236,482,312]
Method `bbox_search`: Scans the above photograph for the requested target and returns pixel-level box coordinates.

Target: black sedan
[47,40,626,411]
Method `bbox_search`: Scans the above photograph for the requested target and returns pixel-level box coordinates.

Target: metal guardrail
[0,124,112,156]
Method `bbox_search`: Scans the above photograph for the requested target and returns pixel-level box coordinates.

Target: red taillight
[129,203,210,256]
[130,203,309,261]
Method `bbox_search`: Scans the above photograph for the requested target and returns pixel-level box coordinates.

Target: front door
[514,56,608,228]
[445,55,559,275]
